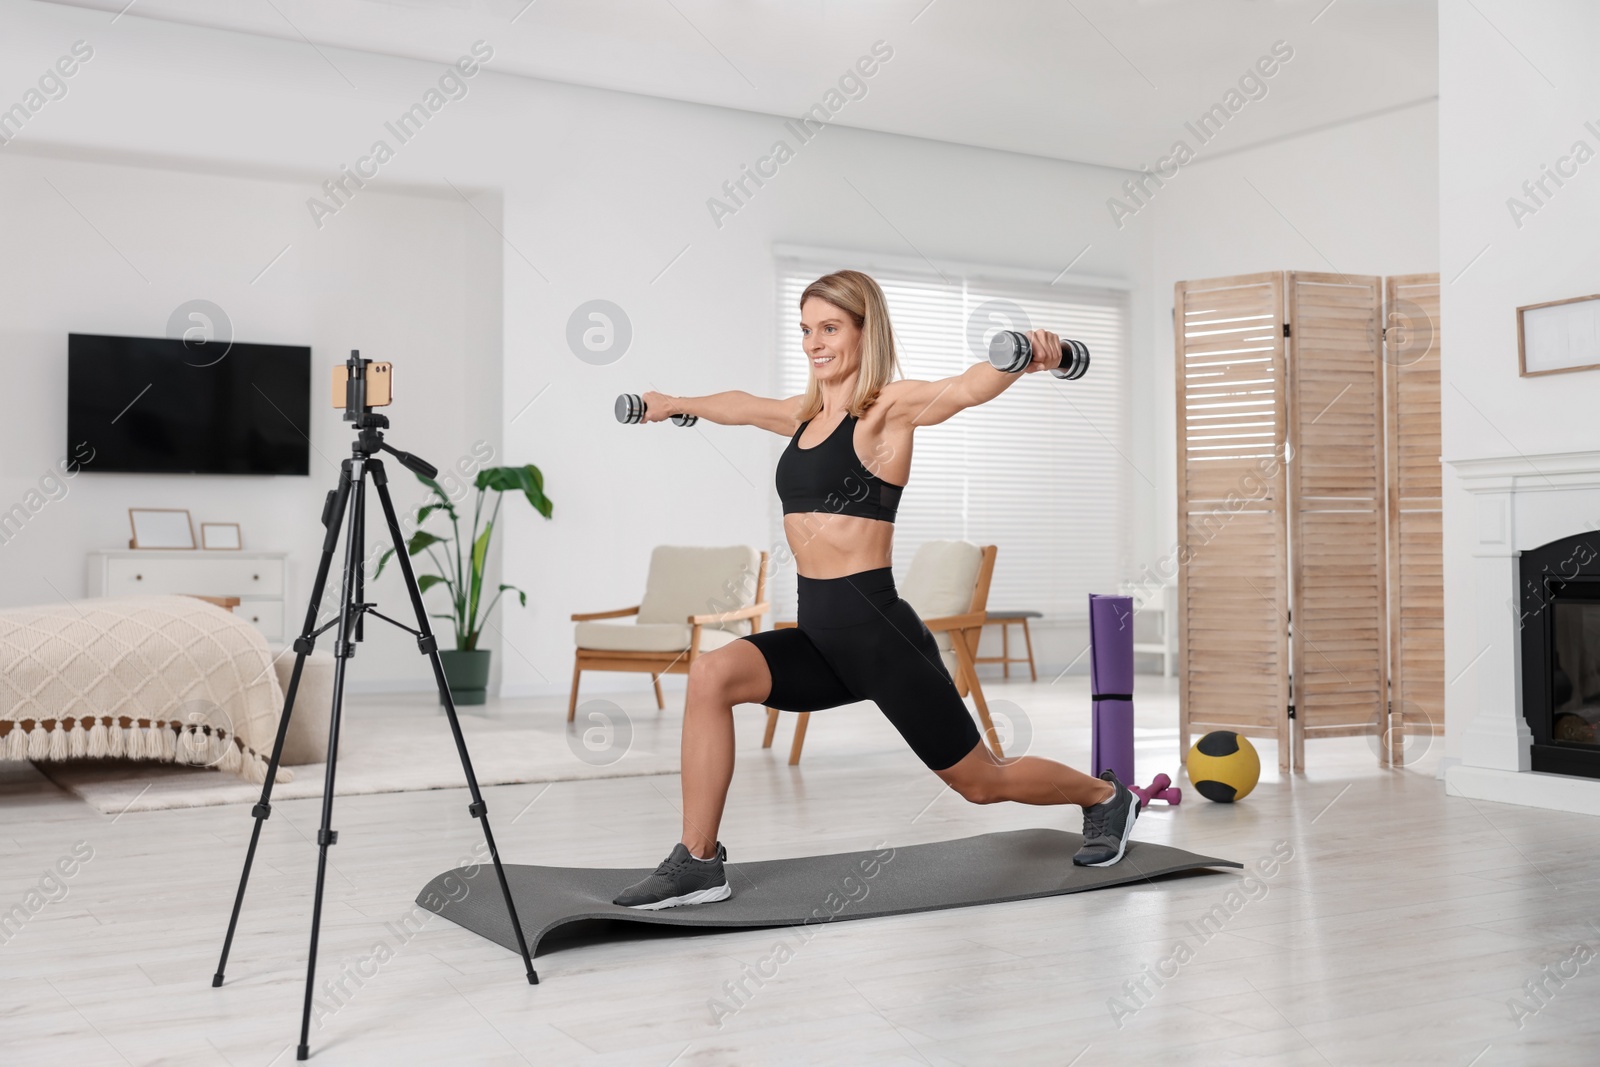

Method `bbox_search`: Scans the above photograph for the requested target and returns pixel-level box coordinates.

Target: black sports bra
[775,413,903,523]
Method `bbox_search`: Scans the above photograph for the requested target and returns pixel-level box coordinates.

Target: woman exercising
[613,270,1138,909]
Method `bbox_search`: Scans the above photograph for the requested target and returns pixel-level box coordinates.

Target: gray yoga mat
[416,828,1241,958]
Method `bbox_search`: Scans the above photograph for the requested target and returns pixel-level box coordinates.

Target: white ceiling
[46,0,1437,170]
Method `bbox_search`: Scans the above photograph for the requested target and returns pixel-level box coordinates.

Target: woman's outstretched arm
[882,329,1063,428]
[640,390,802,435]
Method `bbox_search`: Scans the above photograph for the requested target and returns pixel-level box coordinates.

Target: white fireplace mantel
[1450,449,1600,493]
[1444,450,1600,816]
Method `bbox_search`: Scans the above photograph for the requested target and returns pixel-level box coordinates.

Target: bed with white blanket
[0,595,294,782]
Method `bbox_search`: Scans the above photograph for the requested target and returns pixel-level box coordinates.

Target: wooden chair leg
[651,673,665,710]
[1001,620,1011,679]
[763,708,779,748]
[1020,617,1037,682]
[567,659,583,722]
[788,712,810,765]
[953,629,1003,759]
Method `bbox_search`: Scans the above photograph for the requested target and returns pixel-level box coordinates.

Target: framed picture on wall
[1518,294,1600,376]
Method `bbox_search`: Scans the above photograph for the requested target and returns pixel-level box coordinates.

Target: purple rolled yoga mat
[1089,594,1135,785]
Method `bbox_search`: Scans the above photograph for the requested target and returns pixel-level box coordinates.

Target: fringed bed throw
[0,595,292,783]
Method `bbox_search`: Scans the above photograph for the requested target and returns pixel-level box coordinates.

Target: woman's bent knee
[686,655,730,701]
[936,745,1004,804]
[688,642,770,706]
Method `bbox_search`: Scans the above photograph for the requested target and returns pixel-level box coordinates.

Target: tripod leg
[297,457,369,1061]
[371,460,539,985]
[353,469,366,645]
[214,461,354,988]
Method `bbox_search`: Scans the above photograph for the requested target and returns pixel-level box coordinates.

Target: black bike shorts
[740,566,983,771]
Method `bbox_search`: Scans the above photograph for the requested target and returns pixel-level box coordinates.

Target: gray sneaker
[1073,770,1140,867]
[612,842,732,909]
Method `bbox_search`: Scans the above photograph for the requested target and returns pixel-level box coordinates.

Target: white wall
[1439,0,1600,757]
[0,3,1147,695]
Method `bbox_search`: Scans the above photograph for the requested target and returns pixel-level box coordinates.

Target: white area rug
[33,701,680,814]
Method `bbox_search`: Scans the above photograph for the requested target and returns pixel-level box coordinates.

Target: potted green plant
[375,464,553,705]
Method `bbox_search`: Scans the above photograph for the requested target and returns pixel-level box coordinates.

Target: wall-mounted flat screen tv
[67,333,311,476]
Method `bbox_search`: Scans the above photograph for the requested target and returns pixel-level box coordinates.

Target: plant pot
[438,649,491,707]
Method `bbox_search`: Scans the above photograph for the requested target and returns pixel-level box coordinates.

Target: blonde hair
[797,270,902,421]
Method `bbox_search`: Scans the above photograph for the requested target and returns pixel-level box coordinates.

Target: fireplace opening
[1520,532,1600,779]
[1552,596,1600,743]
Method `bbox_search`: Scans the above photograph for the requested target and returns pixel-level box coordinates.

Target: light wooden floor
[3,673,1598,1066]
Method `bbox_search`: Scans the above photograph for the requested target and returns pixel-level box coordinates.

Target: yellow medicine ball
[1187,730,1260,803]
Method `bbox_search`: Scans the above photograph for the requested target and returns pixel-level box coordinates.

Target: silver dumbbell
[615,393,697,426]
[987,330,1090,380]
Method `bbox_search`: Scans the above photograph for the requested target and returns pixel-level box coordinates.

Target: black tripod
[211,353,536,1061]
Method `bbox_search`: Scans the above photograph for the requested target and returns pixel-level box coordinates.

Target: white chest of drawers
[86,550,291,643]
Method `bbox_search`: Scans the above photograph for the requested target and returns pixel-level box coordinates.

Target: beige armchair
[569,546,769,719]
[763,540,1002,764]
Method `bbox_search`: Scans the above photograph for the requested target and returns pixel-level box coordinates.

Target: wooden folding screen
[1175,271,1443,772]
[1384,274,1445,759]
[1285,273,1388,770]
[1173,273,1293,772]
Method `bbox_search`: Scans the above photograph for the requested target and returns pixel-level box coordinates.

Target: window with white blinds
[769,256,1130,623]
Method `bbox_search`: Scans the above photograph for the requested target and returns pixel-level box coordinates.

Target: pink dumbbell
[1130,773,1181,807]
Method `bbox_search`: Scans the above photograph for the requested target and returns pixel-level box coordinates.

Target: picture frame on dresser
[128,507,196,549]
[201,522,243,550]
[1517,293,1600,377]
